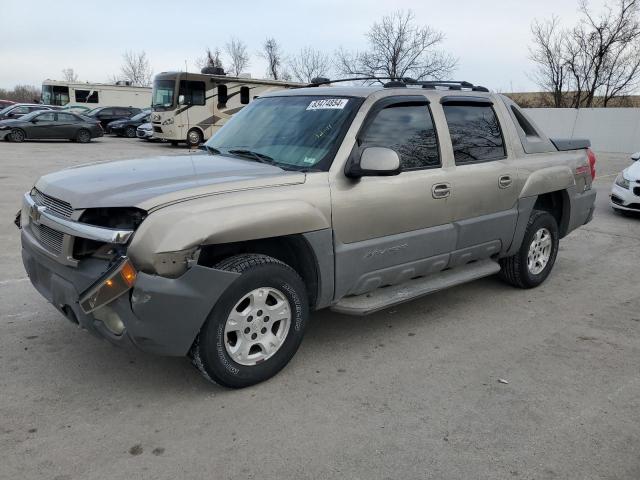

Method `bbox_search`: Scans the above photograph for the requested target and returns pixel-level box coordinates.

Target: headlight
[162,118,174,126]
[615,173,630,189]
[79,258,137,313]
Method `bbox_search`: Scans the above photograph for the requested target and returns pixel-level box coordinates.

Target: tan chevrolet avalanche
[16,79,597,388]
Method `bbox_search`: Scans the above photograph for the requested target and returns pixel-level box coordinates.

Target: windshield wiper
[227,149,276,165]
[204,145,221,155]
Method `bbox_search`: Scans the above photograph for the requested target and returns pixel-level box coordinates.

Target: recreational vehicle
[41,80,152,110]
[150,71,303,146]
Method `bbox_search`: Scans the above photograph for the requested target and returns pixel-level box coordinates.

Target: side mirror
[346,147,401,178]
[178,95,186,105]
[631,152,639,162]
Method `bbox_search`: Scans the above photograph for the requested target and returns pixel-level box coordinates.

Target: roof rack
[308,77,489,92]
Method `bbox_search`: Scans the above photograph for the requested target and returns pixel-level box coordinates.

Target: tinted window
[98,108,114,116]
[57,113,78,122]
[179,80,206,106]
[75,90,99,103]
[14,106,30,114]
[36,112,56,121]
[115,108,131,117]
[443,105,505,164]
[361,103,440,170]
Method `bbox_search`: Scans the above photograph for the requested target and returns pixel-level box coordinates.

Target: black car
[107,109,152,137]
[0,103,57,121]
[0,110,103,143]
[85,106,142,130]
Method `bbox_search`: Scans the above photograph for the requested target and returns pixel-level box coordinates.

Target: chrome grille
[32,189,73,218]
[31,223,64,254]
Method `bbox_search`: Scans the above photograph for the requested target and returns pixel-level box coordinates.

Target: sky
[0,0,609,92]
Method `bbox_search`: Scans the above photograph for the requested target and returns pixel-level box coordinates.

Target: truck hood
[35,153,306,210]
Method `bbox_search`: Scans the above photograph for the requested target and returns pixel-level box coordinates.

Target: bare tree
[261,38,284,80]
[0,85,41,103]
[529,0,640,107]
[225,38,250,76]
[336,10,457,82]
[529,17,568,107]
[288,47,332,83]
[61,68,78,83]
[117,50,153,87]
[196,47,224,71]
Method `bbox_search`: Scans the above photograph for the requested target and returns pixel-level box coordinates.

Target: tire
[190,254,309,388]
[76,129,92,143]
[125,126,136,138]
[499,210,559,289]
[186,128,203,147]
[10,128,25,143]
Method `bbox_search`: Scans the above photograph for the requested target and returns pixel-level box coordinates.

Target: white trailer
[41,80,152,110]
[150,71,303,146]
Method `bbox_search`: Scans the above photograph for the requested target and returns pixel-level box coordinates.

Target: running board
[331,260,501,316]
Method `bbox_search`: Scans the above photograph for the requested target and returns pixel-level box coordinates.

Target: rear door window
[57,113,78,122]
[442,104,505,164]
[36,112,56,121]
[360,101,440,170]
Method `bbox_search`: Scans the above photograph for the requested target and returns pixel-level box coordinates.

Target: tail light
[587,148,596,180]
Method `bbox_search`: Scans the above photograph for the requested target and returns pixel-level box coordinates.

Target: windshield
[0,105,12,116]
[130,111,148,121]
[85,107,102,116]
[205,96,361,171]
[152,79,175,108]
[16,111,42,121]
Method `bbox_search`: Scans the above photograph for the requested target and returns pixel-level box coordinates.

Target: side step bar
[331,259,501,316]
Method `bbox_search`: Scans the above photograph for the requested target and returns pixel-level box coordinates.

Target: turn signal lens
[80,258,138,313]
[120,261,137,287]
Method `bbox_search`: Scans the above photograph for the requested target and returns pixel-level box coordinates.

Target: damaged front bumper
[21,226,239,356]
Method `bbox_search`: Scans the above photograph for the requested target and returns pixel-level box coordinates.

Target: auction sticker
[307,98,349,110]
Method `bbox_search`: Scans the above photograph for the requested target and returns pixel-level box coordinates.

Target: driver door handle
[432,183,451,199]
[499,175,513,189]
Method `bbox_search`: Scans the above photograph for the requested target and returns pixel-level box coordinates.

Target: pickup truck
[16,80,597,388]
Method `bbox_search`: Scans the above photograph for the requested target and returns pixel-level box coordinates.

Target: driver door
[330,96,455,298]
[29,112,57,139]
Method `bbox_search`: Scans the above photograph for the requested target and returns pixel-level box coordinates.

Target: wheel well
[187,127,204,138]
[533,190,570,237]
[198,235,320,308]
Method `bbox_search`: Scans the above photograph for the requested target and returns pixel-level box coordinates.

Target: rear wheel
[76,129,91,143]
[190,254,308,388]
[499,210,559,288]
[10,128,25,142]
[125,126,136,138]
[187,128,203,147]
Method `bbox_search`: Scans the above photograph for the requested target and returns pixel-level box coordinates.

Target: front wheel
[186,128,203,148]
[125,126,137,138]
[10,128,25,142]
[499,210,559,288]
[190,254,308,388]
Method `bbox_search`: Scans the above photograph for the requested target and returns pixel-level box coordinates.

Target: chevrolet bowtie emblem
[29,204,45,224]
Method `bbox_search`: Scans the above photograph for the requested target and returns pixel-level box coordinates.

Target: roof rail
[307,76,489,92]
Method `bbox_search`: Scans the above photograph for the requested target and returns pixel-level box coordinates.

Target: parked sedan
[107,110,151,138]
[0,110,103,143]
[611,152,640,215]
[0,103,57,120]
[136,122,155,140]
[85,106,142,130]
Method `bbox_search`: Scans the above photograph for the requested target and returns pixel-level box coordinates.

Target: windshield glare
[153,79,175,108]
[0,106,12,116]
[205,96,359,170]
[131,111,148,121]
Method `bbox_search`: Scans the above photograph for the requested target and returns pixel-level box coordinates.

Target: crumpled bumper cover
[21,232,239,356]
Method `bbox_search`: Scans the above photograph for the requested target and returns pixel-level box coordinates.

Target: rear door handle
[499,175,513,189]
[432,183,451,199]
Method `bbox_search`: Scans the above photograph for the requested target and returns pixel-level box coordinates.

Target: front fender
[128,199,330,273]
[518,166,575,198]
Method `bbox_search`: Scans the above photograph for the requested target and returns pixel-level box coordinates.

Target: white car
[136,122,155,141]
[611,152,640,214]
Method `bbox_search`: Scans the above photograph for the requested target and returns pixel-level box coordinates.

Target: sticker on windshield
[306,99,349,110]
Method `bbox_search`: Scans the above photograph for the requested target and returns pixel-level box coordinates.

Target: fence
[524,108,640,154]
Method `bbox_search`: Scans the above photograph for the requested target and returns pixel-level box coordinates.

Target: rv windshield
[152,79,175,108]
[205,95,361,171]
